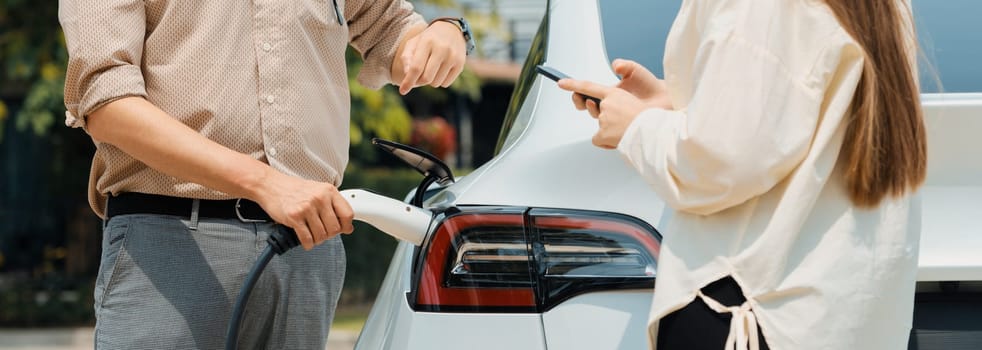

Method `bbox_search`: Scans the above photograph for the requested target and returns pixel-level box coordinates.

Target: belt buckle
[235,198,269,223]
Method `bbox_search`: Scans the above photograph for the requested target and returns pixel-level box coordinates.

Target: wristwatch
[430,17,476,56]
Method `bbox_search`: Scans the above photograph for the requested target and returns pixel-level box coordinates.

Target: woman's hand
[566,60,673,114]
[611,59,673,110]
[558,59,673,149]
[557,79,649,149]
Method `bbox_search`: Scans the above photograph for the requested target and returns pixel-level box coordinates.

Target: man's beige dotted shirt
[60,0,424,217]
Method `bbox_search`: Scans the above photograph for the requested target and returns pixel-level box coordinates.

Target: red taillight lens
[414,212,537,312]
[533,213,659,277]
[412,208,661,313]
[530,209,660,309]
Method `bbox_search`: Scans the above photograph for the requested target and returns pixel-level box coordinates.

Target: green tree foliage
[345,46,483,165]
[0,0,68,141]
[346,48,416,165]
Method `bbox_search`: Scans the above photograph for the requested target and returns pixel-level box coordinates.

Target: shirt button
[265,95,275,104]
[262,42,272,52]
[268,147,278,157]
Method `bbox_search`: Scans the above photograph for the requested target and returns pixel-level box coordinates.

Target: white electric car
[352,1,982,349]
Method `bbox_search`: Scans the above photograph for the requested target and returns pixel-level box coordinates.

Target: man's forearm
[87,97,272,201]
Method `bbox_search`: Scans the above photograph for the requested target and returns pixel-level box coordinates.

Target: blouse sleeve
[616,33,834,216]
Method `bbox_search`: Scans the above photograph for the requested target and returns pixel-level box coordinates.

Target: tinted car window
[495,15,548,155]
[599,0,982,93]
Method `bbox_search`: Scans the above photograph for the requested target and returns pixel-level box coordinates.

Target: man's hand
[252,170,355,251]
[86,97,356,251]
[558,79,649,150]
[396,21,468,95]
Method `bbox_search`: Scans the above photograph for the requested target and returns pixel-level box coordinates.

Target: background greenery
[0,0,499,326]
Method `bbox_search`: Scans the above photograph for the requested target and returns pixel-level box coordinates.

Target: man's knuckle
[327,223,341,233]
[288,210,304,221]
[298,232,313,245]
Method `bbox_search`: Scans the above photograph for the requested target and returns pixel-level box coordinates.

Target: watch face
[458,18,476,55]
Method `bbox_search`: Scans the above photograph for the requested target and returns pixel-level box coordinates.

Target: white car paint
[915,93,982,282]
[540,291,654,350]
[354,237,549,350]
[356,1,664,348]
[354,0,982,348]
[441,0,667,228]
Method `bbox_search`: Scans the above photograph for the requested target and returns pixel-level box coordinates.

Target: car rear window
[599,0,982,93]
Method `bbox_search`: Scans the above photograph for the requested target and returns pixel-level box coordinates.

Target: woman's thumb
[614,59,658,83]
[612,59,636,77]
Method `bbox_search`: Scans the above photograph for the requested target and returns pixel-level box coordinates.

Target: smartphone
[535,65,602,105]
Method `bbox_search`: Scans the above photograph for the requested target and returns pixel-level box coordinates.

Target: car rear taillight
[530,208,660,309]
[414,209,536,312]
[411,207,661,313]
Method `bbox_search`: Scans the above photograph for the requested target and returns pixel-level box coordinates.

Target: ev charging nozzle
[340,189,431,246]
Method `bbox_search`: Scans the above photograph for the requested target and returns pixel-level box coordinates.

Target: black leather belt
[106,192,273,222]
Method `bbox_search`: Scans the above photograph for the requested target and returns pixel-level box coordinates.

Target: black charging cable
[225,228,301,350]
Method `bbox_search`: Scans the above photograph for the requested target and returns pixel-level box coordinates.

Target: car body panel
[402,313,547,350]
[355,243,414,350]
[916,93,982,282]
[541,291,653,350]
[355,0,982,348]
[356,240,549,350]
[439,0,668,230]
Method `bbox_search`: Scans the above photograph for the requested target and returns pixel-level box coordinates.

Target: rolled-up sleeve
[616,33,837,216]
[59,0,147,129]
[345,0,424,89]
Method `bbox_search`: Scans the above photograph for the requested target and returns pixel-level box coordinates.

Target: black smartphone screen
[535,65,602,104]
[535,65,570,82]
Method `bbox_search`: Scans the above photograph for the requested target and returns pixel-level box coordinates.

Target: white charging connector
[340,189,432,246]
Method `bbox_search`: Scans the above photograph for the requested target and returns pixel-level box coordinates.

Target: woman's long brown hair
[823,0,927,207]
